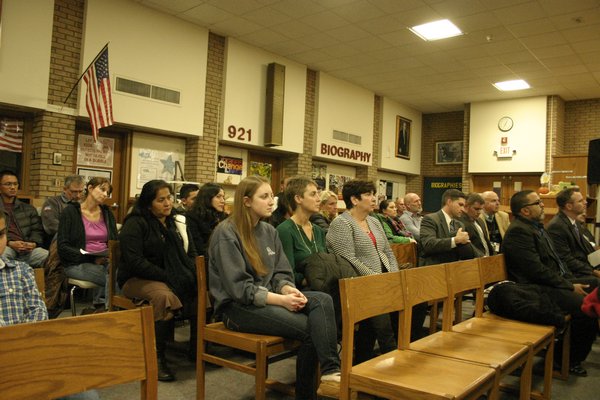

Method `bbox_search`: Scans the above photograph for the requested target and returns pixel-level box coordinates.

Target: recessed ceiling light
[409,19,463,41]
[493,79,531,91]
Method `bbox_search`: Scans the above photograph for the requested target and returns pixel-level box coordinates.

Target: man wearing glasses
[0,170,48,267]
[503,190,597,377]
[41,175,85,240]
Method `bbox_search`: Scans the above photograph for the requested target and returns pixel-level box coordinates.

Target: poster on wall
[77,135,114,168]
[249,161,272,180]
[312,164,327,190]
[136,148,182,189]
[328,174,352,193]
[216,155,243,185]
[422,176,462,213]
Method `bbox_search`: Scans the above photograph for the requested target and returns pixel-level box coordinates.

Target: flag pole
[62,42,110,105]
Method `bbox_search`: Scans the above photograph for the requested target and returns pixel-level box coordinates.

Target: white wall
[222,39,305,153]
[0,0,53,109]
[380,97,422,175]
[469,97,547,173]
[81,0,208,136]
[314,72,374,166]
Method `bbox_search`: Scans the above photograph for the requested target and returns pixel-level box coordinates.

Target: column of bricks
[355,95,381,182]
[30,0,83,197]
[461,104,471,194]
[564,98,600,155]
[545,96,565,174]
[185,33,224,183]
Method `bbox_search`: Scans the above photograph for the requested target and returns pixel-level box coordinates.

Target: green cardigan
[276,219,327,287]
[373,213,412,244]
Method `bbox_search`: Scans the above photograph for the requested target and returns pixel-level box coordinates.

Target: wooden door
[74,131,129,223]
[247,152,282,193]
[472,174,541,207]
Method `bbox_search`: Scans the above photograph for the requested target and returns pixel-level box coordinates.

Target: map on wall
[136,149,182,189]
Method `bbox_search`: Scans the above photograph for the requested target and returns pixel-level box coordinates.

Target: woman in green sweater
[276,177,326,289]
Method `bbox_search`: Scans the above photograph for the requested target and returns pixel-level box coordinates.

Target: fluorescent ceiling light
[409,19,463,41]
[493,79,531,91]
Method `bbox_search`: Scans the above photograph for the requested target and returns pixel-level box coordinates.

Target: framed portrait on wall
[395,116,411,159]
[435,141,463,165]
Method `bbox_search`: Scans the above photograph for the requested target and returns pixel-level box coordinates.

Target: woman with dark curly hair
[186,182,227,258]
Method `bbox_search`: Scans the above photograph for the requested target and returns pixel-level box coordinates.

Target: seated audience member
[0,211,100,400]
[480,190,509,253]
[269,177,291,228]
[326,179,397,362]
[419,189,474,266]
[459,193,494,258]
[119,180,197,382]
[186,183,227,258]
[547,188,599,279]
[57,177,118,312]
[0,170,48,267]
[503,190,598,376]
[309,190,338,233]
[394,196,406,217]
[399,192,423,240]
[209,176,342,398]
[374,199,414,244]
[41,175,85,242]
[277,177,326,289]
[174,183,199,213]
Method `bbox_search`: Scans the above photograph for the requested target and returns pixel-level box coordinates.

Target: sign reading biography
[76,135,114,168]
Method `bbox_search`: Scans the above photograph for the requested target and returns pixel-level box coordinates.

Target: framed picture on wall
[395,116,411,159]
[435,141,463,165]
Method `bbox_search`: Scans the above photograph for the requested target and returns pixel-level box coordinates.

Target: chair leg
[196,338,206,400]
[517,348,533,400]
[254,342,268,400]
[553,323,571,380]
[541,339,554,400]
[70,285,77,316]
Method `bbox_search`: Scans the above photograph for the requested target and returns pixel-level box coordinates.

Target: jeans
[64,262,108,306]
[222,291,341,400]
[2,247,48,267]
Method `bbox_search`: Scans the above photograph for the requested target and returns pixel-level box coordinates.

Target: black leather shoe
[158,356,176,382]
[569,363,587,377]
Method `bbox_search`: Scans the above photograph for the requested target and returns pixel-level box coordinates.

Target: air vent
[115,77,180,104]
[333,130,362,145]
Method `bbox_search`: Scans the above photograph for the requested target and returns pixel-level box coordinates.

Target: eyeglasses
[523,200,543,207]
[1,182,18,187]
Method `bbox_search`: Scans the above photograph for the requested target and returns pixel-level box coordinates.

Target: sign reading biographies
[216,155,243,185]
[422,177,463,213]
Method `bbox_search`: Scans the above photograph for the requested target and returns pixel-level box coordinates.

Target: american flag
[83,47,114,141]
[0,119,24,153]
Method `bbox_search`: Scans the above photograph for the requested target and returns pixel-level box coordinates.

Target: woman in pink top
[57,177,118,311]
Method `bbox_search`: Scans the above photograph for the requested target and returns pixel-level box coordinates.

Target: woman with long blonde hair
[208,176,341,399]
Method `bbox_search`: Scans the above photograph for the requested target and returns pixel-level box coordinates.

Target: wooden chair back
[108,240,137,311]
[0,307,158,399]
[33,268,45,302]
[445,259,484,326]
[479,254,508,286]
[390,242,417,267]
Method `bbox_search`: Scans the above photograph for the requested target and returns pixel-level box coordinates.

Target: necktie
[449,220,456,234]
[475,222,490,256]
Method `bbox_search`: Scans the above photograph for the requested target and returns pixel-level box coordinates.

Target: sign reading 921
[226,124,252,142]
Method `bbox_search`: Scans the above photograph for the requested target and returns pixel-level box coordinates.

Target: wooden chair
[479,254,570,381]
[195,256,301,400]
[339,271,497,400]
[33,267,45,302]
[402,264,533,400]
[108,240,137,311]
[447,257,555,400]
[390,242,417,267]
[0,307,158,400]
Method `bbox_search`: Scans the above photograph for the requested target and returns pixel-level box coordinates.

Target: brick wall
[546,96,565,175]
[564,98,600,155]
[185,33,224,183]
[462,104,471,193]
[355,95,380,182]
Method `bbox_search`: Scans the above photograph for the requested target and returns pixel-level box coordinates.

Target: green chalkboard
[423,177,463,212]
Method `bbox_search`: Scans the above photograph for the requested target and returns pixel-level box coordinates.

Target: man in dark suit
[547,188,599,279]
[419,189,475,266]
[503,190,597,376]
[460,193,493,258]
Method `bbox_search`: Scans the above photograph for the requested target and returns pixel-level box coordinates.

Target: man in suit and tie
[547,188,599,279]
[419,189,475,266]
[479,191,510,253]
[460,193,494,258]
[503,190,597,376]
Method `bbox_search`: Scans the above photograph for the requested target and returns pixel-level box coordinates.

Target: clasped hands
[280,285,307,312]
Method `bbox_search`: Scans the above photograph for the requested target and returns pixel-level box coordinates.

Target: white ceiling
[135,0,600,113]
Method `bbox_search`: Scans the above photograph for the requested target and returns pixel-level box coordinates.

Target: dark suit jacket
[419,210,475,266]
[460,216,493,258]
[546,211,595,277]
[503,216,573,291]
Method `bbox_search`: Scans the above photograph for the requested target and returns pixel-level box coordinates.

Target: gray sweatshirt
[208,220,295,315]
